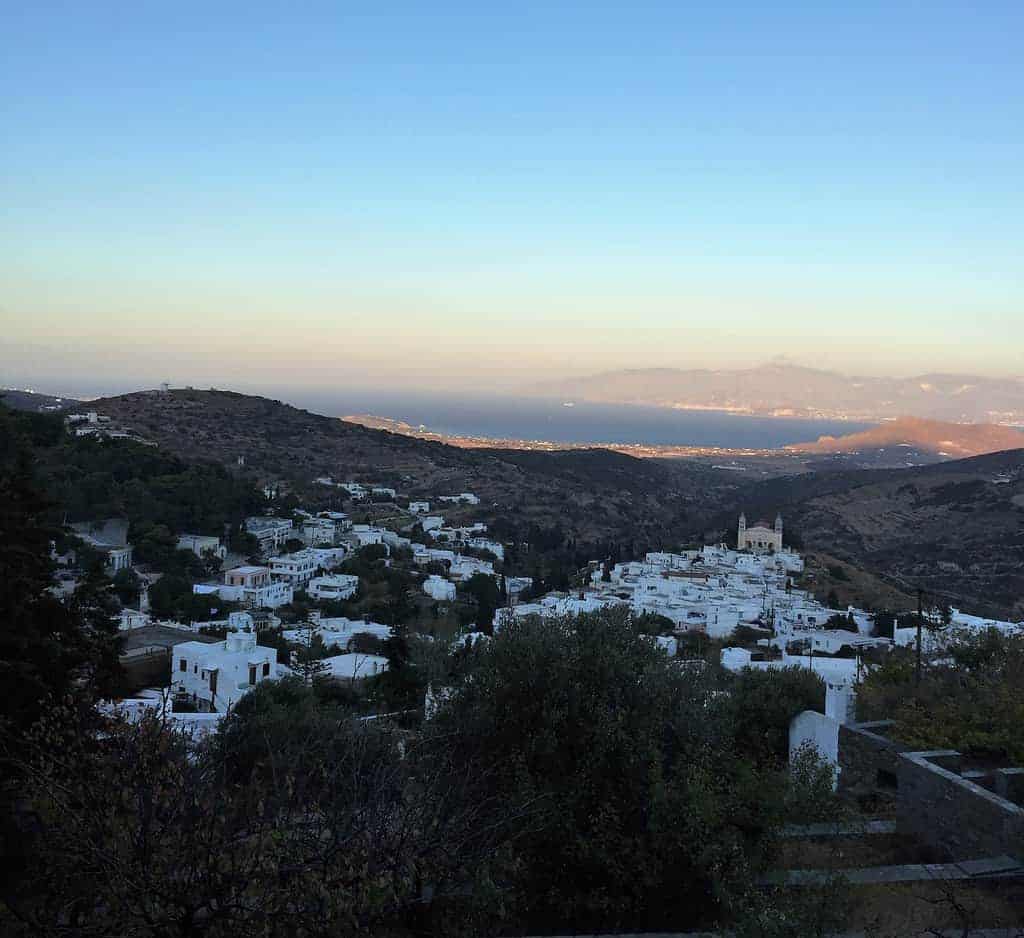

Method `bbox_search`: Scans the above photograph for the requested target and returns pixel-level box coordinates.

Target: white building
[420,516,444,533]
[408,501,430,514]
[438,492,480,505]
[423,575,456,601]
[245,517,294,555]
[321,653,389,681]
[177,534,227,561]
[215,565,293,609]
[467,536,505,560]
[301,546,345,568]
[505,576,533,598]
[448,555,495,582]
[300,518,337,546]
[283,613,392,651]
[349,525,386,548]
[412,545,456,566]
[269,549,320,586]
[171,613,279,712]
[308,574,360,601]
[71,519,134,574]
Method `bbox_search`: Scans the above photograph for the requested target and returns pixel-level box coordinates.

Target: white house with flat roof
[177,534,226,561]
[300,518,337,546]
[283,613,392,651]
[269,549,319,586]
[423,574,456,601]
[322,653,389,682]
[245,517,294,554]
[210,565,293,609]
[438,492,480,505]
[171,613,279,712]
[308,573,360,601]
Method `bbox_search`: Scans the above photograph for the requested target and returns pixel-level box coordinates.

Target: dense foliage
[858,628,1024,763]
[0,401,850,936]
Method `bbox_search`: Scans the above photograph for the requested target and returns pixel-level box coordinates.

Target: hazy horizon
[5,356,1024,408]
[3,3,1023,388]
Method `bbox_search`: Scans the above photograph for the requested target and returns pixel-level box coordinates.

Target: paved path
[780,819,896,838]
[763,854,1023,885]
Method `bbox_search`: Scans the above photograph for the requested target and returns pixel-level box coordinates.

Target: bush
[859,629,1024,762]
[727,666,826,768]
[432,608,786,931]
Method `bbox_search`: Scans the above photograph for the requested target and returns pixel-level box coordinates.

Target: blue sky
[2,1,1022,394]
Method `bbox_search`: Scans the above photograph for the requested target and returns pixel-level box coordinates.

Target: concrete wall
[837,721,904,800]
[896,750,1024,861]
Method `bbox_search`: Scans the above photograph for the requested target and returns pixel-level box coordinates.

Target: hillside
[535,362,1024,424]
[91,388,1024,619]
[0,388,81,413]
[92,388,724,549]
[787,416,1024,458]
[715,450,1024,619]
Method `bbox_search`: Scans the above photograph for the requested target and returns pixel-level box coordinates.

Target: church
[737,513,783,553]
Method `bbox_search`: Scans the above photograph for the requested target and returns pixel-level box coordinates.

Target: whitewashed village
[92,458,1021,784]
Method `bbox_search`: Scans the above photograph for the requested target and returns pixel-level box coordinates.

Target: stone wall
[896,750,1024,861]
[837,720,903,800]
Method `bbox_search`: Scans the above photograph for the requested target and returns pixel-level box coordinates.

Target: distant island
[532,362,1024,425]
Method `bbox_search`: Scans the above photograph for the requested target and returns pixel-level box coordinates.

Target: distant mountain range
[534,363,1024,424]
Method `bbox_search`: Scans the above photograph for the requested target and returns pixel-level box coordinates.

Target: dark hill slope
[94,389,726,549]
[727,450,1024,619]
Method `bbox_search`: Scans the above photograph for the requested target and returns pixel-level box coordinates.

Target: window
[262,662,270,676]
[179,659,187,672]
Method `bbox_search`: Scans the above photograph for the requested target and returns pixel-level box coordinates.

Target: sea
[282,389,874,450]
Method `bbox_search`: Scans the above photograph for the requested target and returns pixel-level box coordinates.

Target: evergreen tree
[0,405,122,738]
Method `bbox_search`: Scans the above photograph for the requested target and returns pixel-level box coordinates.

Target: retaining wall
[896,750,1024,861]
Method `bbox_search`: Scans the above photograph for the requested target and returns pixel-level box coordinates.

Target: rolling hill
[91,388,723,549]
[715,449,1024,620]
[787,416,1024,459]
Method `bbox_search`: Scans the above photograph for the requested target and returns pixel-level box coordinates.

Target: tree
[432,608,787,931]
[462,572,500,633]
[112,566,141,606]
[0,404,122,739]
[292,620,329,685]
[7,700,521,938]
[825,611,858,634]
[727,666,826,768]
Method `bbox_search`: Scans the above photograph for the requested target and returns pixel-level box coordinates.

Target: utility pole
[915,588,924,686]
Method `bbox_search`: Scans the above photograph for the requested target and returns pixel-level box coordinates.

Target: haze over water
[291,390,874,449]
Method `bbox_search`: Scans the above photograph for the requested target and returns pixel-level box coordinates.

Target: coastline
[341,413,794,460]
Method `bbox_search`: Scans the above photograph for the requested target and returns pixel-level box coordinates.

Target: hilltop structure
[738,512,783,553]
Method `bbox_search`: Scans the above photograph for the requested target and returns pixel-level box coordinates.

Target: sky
[2,1,1022,396]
